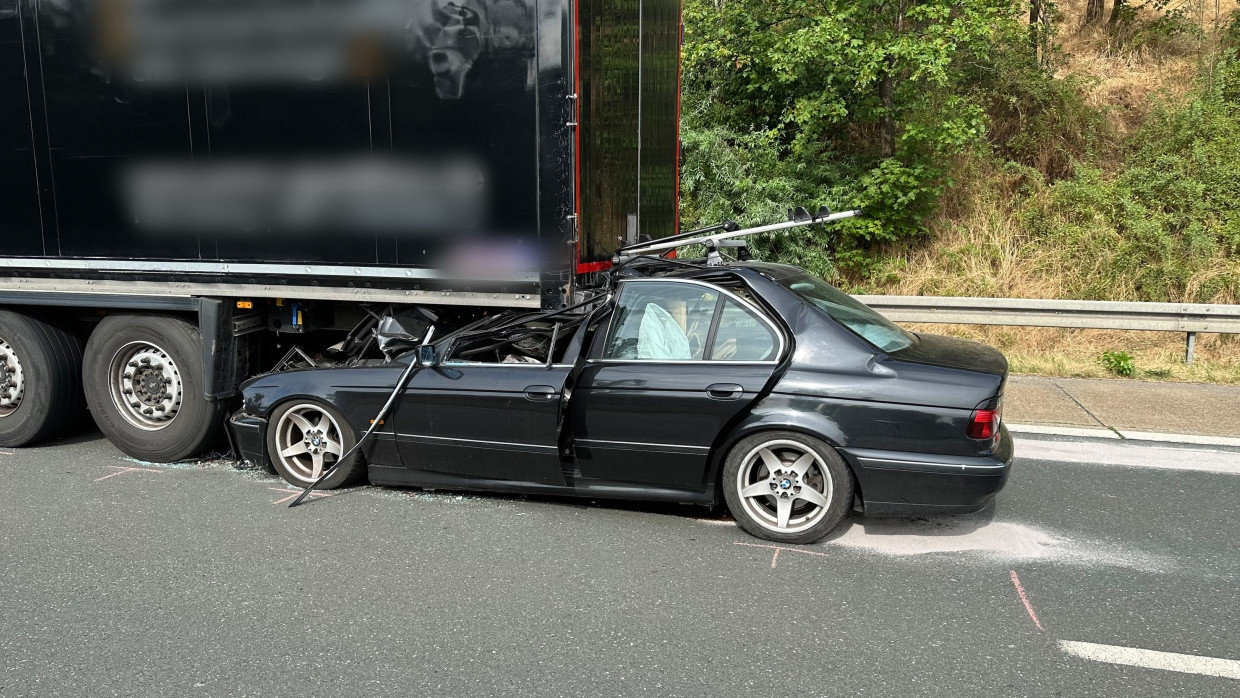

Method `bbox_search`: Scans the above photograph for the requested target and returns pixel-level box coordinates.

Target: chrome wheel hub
[109,342,183,431]
[736,440,834,534]
[0,338,24,418]
[769,470,802,499]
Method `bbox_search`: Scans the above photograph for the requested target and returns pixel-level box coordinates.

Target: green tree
[681,0,1023,278]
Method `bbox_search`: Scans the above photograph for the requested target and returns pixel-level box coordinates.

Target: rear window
[774,271,916,353]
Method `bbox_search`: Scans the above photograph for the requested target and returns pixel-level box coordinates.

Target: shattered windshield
[774,270,916,353]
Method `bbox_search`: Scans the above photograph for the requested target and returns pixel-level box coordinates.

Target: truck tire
[0,310,86,448]
[83,314,225,462]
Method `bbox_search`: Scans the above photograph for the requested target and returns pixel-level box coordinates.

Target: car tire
[722,430,854,544]
[83,314,225,462]
[0,310,86,447]
[265,400,365,490]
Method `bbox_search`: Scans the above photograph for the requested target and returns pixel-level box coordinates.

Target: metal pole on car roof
[617,209,863,260]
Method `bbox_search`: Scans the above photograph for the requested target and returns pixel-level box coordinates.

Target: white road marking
[1014,437,1240,474]
[1059,640,1240,680]
[1008,423,1240,448]
[1116,430,1240,448]
[1008,424,1120,439]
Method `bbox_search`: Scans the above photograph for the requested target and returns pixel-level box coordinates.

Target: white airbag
[637,303,692,360]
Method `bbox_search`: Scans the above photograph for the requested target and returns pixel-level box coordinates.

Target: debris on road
[822,515,1172,570]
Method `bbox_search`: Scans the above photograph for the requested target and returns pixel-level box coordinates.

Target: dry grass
[865,162,1240,305]
[1059,47,1199,137]
[860,166,1240,383]
[869,162,1066,299]
[1050,1,1229,136]
[906,323,1240,384]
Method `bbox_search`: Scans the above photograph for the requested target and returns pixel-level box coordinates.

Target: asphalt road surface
[1,429,1237,697]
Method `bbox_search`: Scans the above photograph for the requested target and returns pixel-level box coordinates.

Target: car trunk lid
[891,332,1009,377]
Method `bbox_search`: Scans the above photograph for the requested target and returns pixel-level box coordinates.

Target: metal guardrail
[854,295,1240,364]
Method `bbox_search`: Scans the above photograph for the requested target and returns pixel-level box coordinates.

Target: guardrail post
[1185,332,1196,365]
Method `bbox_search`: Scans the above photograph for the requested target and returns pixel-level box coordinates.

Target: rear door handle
[706,383,744,400]
[524,385,558,402]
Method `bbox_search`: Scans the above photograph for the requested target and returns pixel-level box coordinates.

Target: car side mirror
[417,344,438,367]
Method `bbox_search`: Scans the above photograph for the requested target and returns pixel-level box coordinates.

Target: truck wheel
[0,310,85,447]
[83,314,225,462]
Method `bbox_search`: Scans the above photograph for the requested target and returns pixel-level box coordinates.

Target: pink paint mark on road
[269,487,332,505]
[94,465,162,482]
[1010,569,1045,631]
[0,450,14,456]
[733,541,830,569]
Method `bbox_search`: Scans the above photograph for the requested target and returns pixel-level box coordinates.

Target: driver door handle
[524,385,558,402]
[706,383,744,400]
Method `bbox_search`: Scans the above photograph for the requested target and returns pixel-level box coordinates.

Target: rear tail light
[967,402,1003,440]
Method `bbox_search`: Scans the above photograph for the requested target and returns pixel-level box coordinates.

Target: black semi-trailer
[0,0,682,460]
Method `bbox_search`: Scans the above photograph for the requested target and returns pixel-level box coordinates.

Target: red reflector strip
[576,260,613,274]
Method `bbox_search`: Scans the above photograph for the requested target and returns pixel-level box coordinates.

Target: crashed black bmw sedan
[229,259,1013,544]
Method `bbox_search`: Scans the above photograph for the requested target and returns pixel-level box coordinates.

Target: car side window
[604,282,720,360]
[709,299,777,361]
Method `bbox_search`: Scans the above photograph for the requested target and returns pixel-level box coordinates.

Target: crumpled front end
[228,411,268,467]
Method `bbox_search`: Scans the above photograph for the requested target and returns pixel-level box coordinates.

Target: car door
[571,278,785,491]
[391,362,572,488]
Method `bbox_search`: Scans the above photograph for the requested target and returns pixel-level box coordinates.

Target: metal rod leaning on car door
[546,322,561,368]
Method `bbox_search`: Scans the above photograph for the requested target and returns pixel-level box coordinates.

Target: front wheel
[265,400,365,490]
[722,431,854,544]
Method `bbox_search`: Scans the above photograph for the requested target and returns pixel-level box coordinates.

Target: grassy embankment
[850,3,1240,383]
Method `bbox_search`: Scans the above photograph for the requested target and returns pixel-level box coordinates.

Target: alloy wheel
[735,439,834,534]
[273,404,346,483]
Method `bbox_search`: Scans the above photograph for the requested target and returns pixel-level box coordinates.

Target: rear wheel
[0,310,85,447]
[722,431,854,544]
[83,314,225,462]
[266,400,364,489]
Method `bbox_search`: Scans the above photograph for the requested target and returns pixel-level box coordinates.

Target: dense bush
[680,1,1239,303]
[1108,4,1205,57]
[680,0,1020,279]
[975,51,1115,182]
[1021,53,1240,302]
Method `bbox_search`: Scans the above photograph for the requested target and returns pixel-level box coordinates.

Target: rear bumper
[228,412,269,467]
[841,425,1014,516]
